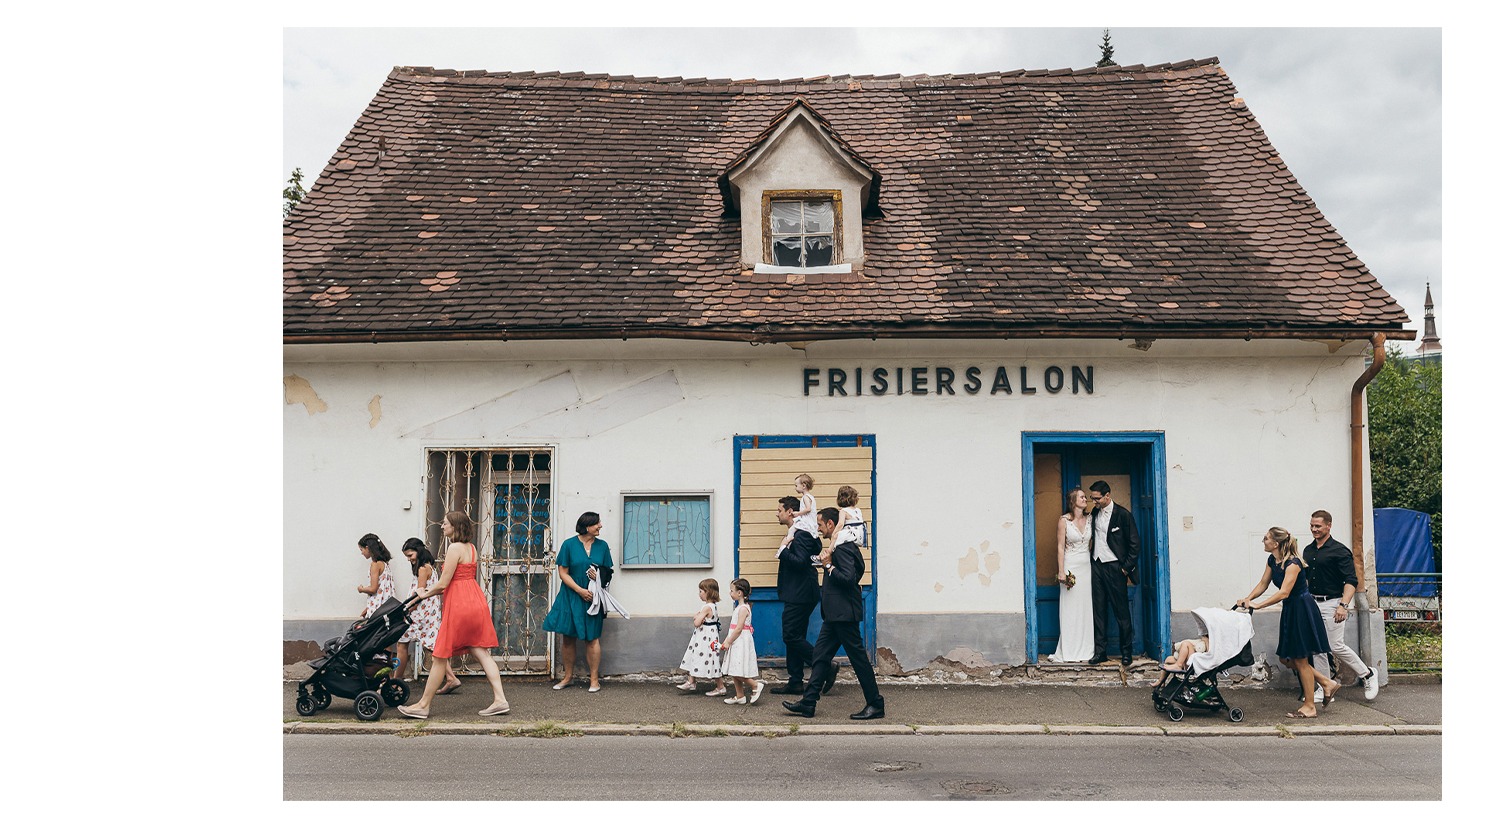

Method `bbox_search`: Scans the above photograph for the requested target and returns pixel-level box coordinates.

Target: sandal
[1322,683,1340,708]
[1285,709,1316,719]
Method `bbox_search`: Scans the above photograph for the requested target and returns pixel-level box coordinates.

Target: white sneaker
[1362,670,1380,700]
[1312,686,1324,703]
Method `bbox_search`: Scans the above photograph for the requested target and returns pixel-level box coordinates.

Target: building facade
[284,60,1412,683]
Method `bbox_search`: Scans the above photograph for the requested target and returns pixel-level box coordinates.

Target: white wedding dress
[1053,517,1095,662]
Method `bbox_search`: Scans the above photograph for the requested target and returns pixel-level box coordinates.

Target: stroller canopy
[1186,607,1254,676]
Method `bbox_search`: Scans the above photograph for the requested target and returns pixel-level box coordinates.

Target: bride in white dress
[1053,489,1095,662]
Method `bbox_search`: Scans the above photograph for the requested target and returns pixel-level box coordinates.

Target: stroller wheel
[1167,704,1185,722]
[1229,707,1244,722]
[295,689,317,717]
[381,679,410,707]
[353,690,384,721]
[311,683,331,710]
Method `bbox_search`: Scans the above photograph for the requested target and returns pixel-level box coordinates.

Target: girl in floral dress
[676,579,726,696]
[394,538,458,693]
[721,579,763,705]
[356,533,396,617]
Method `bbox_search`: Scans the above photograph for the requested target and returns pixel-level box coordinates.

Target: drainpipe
[1349,333,1386,681]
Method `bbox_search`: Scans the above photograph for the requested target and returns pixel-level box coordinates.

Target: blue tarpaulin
[1373,508,1436,597]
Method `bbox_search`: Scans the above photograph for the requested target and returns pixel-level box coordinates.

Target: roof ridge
[389,58,1222,85]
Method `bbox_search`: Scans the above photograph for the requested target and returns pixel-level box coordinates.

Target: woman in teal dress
[542,511,613,692]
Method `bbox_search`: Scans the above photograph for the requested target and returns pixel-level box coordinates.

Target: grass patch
[504,721,578,739]
[1385,622,1441,671]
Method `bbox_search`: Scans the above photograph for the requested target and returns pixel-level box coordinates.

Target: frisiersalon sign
[802,366,1095,397]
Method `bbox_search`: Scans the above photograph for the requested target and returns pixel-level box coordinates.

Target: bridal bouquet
[1060,571,1077,590]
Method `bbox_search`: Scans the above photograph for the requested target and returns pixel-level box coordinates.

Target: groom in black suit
[783,508,884,720]
[1087,480,1141,667]
[768,495,828,695]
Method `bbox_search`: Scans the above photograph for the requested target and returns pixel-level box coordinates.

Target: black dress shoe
[782,700,816,717]
[850,704,885,720]
[823,662,841,693]
[768,682,806,695]
[1088,654,1108,665]
[1121,655,1133,668]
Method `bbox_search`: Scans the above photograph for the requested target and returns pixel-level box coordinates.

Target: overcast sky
[284,27,1441,348]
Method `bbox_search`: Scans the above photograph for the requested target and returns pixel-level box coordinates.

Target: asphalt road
[284,733,1440,800]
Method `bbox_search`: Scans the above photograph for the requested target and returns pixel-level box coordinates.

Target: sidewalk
[283,672,1440,737]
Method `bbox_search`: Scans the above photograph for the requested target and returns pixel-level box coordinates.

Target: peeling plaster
[368,395,382,428]
[934,582,943,593]
[957,548,979,578]
[283,374,328,415]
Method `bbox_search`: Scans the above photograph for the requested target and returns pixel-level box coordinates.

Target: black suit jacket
[777,528,822,605]
[1090,503,1141,583]
[818,541,866,623]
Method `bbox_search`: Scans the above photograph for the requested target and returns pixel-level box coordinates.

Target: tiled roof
[284,59,1413,343]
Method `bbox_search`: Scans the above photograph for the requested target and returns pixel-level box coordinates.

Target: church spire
[1419,282,1441,355]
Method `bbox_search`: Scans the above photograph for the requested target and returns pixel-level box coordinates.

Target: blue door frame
[733,435,876,664]
[1021,432,1170,663]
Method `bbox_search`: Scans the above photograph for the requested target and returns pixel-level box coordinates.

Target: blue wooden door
[735,435,876,665]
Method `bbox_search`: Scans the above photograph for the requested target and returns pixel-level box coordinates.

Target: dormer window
[768,193,840,267]
[719,99,880,272]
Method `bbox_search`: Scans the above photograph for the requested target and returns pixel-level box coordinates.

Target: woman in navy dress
[1237,526,1339,719]
[541,511,613,692]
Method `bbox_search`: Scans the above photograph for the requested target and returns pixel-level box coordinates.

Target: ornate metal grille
[419,448,555,676]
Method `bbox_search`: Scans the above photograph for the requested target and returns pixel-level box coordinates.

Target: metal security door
[488,450,556,674]
[423,448,556,676]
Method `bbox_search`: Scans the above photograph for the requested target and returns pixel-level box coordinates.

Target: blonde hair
[1064,489,1086,513]
[1266,527,1300,563]
[795,473,815,491]
[698,578,721,603]
[837,485,859,507]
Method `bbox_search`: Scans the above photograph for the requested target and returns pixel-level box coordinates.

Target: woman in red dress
[398,511,510,718]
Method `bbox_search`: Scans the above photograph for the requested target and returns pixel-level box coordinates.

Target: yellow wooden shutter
[737,445,874,591]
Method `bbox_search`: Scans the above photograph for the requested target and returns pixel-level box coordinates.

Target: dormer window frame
[762,189,845,268]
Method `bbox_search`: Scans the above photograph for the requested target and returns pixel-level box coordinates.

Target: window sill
[754,263,852,274]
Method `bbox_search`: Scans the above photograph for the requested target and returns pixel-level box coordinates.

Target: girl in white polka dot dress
[676,579,726,696]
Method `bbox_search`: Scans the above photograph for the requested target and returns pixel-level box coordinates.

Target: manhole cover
[941,779,1009,796]
[872,761,921,772]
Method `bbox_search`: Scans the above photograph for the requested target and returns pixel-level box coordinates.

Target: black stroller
[296,594,416,720]
[1151,605,1256,722]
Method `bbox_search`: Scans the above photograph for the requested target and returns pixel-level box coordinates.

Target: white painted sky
[285,26,1441,348]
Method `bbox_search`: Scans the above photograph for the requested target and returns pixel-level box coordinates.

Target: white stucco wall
[284,337,1373,628]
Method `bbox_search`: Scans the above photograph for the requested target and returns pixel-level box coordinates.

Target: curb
[283,721,1440,738]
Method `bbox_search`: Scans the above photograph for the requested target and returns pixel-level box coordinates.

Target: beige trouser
[1312,597,1372,681]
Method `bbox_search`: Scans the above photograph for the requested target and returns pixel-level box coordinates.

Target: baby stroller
[296,594,417,720]
[1151,605,1256,722]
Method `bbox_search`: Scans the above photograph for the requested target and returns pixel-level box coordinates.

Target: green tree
[1096,29,1117,68]
[283,167,306,220]
[1367,346,1442,568]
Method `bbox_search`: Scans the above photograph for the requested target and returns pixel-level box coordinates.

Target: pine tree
[1096,29,1117,68]
[283,168,306,220]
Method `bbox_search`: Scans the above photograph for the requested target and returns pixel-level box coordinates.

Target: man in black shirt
[1303,510,1378,700]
